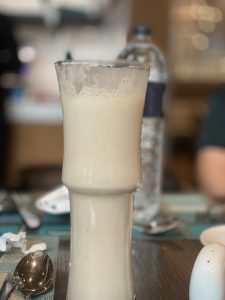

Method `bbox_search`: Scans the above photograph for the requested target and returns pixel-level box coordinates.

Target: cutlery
[0,190,41,229]
[133,217,182,235]
[9,192,41,229]
[0,250,54,300]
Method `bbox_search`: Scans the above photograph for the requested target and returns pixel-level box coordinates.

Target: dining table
[0,193,223,300]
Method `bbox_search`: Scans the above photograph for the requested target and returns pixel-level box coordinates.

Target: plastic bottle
[118,25,167,224]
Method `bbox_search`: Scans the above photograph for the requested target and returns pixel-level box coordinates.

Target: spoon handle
[9,193,41,229]
[0,273,14,300]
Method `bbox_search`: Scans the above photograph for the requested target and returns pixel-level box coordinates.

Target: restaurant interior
[0,0,224,193]
[0,1,225,300]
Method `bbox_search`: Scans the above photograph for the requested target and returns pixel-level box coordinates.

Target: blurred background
[0,0,224,192]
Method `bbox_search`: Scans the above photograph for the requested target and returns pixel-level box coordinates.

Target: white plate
[200,225,225,246]
[35,185,70,215]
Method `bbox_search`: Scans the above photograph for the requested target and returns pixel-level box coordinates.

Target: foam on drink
[58,64,148,193]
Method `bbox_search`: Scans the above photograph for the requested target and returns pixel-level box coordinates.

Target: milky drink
[55,62,149,300]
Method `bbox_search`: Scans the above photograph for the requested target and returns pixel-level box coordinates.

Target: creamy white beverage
[69,193,133,300]
[55,62,149,300]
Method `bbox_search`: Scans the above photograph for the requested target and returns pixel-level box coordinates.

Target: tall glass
[55,61,149,300]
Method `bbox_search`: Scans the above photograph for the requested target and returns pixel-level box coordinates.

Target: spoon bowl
[14,250,54,296]
[0,250,54,300]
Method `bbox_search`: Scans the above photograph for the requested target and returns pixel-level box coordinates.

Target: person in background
[0,14,20,186]
[197,84,225,199]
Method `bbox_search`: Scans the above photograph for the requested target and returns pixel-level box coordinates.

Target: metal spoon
[0,250,54,300]
[133,217,182,235]
[9,192,41,229]
[0,190,41,229]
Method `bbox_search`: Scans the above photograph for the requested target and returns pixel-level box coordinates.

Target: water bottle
[118,25,167,224]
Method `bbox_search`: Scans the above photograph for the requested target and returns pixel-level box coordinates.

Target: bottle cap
[133,25,152,36]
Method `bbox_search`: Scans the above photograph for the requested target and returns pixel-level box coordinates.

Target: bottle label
[143,82,166,117]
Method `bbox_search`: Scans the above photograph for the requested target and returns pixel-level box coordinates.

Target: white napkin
[0,232,26,252]
[0,232,47,254]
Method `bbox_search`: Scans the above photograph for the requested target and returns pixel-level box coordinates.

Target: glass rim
[55,59,149,71]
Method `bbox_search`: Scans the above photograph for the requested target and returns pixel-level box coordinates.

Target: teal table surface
[0,193,223,300]
[0,193,222,239]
